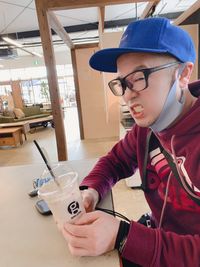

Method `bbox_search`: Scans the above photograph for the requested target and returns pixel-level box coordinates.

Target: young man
[61,18,200,266]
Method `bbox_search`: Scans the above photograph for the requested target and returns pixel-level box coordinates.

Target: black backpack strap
[141,130,153,192]
[142,130,200,206]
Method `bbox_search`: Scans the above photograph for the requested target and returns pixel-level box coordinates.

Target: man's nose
[123,87,138,102]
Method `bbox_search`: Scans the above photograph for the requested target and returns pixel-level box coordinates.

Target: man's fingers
[68,243,90,257]
[82,195,91,211]
[63,211,102,237]
[74,211,101,225]
[62,227,87,247]
[81,188,99,212]
[63,223,89,237]
[62,228,96,256]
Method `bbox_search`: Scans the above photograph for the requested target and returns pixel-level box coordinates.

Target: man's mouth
[133,105,144,113]
[128,104,145,120]
[130,104,144,115]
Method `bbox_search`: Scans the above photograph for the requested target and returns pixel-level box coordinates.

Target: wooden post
[11,81,23,109]
[35,0,67,161]
[71,48,84,139]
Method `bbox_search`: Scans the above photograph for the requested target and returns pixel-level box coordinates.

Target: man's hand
[61,210,120,256]
[55,188,99,231]
[81,188,99,212]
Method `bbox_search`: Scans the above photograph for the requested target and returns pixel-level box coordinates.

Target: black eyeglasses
[108,61,181,96]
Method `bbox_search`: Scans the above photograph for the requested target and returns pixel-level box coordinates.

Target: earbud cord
[158,172,172,228]
[95,207,131,223]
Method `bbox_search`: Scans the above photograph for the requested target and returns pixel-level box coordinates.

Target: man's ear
[179,62,194,88]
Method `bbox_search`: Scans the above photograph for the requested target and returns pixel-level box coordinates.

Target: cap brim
[89,47,167,73]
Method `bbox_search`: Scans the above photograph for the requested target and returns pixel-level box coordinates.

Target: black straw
[33,140,59,186]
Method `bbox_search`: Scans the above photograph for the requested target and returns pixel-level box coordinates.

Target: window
[0,64,76,107]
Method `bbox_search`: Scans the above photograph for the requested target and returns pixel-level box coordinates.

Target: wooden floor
[0,107,149,221]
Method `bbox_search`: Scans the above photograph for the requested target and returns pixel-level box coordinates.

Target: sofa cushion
[13,108,25,119]
[3,109,15,118]
[0,116,15,123]
[23,106,41,117]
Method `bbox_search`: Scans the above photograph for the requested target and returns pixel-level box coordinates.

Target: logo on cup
[68,201,80,215]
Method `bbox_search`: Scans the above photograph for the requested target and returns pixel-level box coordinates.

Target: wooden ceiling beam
[98,6,105,33]
[48,11,74,48]
[98,6,105,47]
[173,0,200,25]
[46,0,151,11]
[140,0,160,19]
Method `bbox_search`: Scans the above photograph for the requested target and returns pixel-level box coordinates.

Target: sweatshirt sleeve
[80,126,138,199]
[122,221,200,267]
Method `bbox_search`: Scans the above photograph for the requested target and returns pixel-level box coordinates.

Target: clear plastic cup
[38,165,85,224]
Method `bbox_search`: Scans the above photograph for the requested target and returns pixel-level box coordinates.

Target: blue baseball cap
[89,17,196,72]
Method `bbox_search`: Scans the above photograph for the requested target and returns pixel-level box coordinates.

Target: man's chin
[134,118,154,128]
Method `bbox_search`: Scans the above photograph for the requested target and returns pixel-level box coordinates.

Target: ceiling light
[2,37,24,48]
[2,36,42,58]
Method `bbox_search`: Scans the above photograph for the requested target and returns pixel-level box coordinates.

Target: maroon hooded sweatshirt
[80,81,200,267]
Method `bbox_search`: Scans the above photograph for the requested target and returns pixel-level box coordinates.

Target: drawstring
[158,172,172,228]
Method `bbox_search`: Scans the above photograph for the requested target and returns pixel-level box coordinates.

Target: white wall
[0,49,72,69]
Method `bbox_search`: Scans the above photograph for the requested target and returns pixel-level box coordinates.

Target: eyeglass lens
[110,71,146,96]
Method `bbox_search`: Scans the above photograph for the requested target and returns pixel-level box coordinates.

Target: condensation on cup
[38,166,85,225]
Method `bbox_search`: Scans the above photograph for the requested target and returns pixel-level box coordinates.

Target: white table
[0,159,119,267]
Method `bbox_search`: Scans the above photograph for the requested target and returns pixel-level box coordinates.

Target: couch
[0,106,51,123]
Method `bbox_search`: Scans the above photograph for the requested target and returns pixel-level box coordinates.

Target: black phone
[28,188,38,197]
[35,199,52,215]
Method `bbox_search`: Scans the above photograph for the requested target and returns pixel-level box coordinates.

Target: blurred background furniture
[0,121,30,140]
[120,102,135,129]
[29,115,54,130]
[0,106,51,124]
[0,127,23,147]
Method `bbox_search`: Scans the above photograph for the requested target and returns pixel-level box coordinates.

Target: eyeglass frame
[108,61,181,96]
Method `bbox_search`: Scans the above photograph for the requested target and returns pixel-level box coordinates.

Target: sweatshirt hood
[157,80,200,147]
[188,80,200,97]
